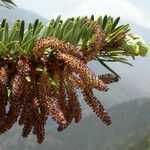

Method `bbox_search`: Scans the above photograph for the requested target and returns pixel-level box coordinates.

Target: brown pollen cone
[98,74,119,84]
[38,71,67,132]
[56,51,108,92]
[0,68,8,124]
[82,89,111,125]
[66,77,82,124]
[0,69,26,134]
[33,37,83,60]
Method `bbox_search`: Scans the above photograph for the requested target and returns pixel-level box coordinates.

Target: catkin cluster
[0,23,119,144]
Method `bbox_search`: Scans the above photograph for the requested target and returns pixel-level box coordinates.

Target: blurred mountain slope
[0,98,150,150]
[0,7,47,26]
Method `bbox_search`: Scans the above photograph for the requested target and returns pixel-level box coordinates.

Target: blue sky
[13,0,150,29]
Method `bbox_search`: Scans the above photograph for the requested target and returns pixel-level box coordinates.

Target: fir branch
[0,15,149,143]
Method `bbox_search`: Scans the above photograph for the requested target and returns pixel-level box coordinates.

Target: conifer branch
[0,15,149,143]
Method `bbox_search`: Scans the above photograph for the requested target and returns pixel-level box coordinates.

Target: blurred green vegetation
[0,0,16,8]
